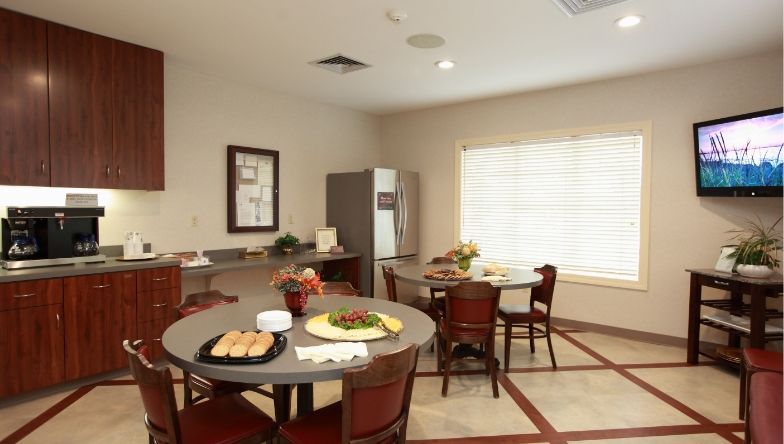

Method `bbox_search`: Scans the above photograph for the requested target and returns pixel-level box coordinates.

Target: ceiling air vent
[551,0,631,17]
[309,54,370,74]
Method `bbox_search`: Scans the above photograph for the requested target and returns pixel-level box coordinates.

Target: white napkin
[295,342,369,363]
[481,275,512,282]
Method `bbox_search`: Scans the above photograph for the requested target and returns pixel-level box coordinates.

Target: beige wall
[1,60,381,297]
[379,51,783,338]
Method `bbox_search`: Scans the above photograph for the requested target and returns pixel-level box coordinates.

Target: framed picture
[315,227,338,253]
[227,146,279,233]
[714,245,737,273]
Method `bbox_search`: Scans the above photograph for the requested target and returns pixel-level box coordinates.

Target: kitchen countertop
[0,251,360,284]
[0,257,181,283]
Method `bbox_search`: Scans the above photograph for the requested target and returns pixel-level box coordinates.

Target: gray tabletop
[162,295,434,384]
[395,263,543,290]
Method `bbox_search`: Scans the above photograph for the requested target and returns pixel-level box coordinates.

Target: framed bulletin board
[227,145,279,232]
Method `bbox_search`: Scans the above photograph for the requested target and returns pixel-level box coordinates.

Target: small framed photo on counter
[315,227,337,253]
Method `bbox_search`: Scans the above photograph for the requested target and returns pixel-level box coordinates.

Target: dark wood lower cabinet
[138,317,174,361]
[0,304,64,398]
[63,272,137,380]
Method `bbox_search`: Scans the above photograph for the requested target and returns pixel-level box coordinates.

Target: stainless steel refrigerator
[326,168,418,298]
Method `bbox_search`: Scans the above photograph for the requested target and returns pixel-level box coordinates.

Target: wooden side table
[685,268,783,364]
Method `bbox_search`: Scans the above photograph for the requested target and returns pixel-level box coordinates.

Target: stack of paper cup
[257,310,292,332]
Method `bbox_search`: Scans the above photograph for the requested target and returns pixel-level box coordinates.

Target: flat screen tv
[694,107,783,197]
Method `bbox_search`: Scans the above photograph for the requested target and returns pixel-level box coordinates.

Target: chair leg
[545,325,557,369]
[487,338,499,399]
[739,364,746,420]
[182,370,193,407]
[148,434,155,444]
[504,320,512,373]
[528,323,535,353]
[436,329,443,374]
[442,339,453,397]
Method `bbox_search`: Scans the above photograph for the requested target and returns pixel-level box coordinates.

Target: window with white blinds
[459,129,648,287]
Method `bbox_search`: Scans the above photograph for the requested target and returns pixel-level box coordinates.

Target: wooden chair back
[124,339,181,444]
[322,281,362,297]
[530,264,558,316]
[381,265,398,303]
[444,282,501,341]
[427,256,455,264]
[341,343,419,444]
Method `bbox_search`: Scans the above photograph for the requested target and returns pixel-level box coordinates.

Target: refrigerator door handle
[400,180,407,244]
[395,175,403,245]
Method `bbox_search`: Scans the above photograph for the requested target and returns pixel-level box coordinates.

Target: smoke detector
[387,9,407,23]
[309,54,371,74]
[551,0,631,17]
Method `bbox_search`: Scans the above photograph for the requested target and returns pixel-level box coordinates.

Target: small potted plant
[727,216,782,278]
[445,240,480,271]
[270,264,323,316]
[275,232,299,255]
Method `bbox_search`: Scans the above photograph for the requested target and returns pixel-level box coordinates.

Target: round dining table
[162,295,434,422]
[394,263,543,290]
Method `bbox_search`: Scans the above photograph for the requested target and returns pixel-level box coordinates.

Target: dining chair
[497,264,558,372]
[278,343,419,444]
[383,265,440,351]
[426,256,455,314]
[321,281,362,297]
[438,281,502,398]
[123,339,275,444]
[176,290,275,407]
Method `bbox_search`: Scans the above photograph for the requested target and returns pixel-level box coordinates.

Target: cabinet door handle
[151,302,167,308]
[152,338,162,342]
[92,283,112,289]
[40,161,46,174]
[13,293,36,298]
[56,313,60,329]
[117,166,121,179]
[713,280,729,287]
[105,164,110,177]
[151,277,168,281]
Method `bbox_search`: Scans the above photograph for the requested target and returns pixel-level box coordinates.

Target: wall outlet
[288,213,294,224]
[191,215,199,227]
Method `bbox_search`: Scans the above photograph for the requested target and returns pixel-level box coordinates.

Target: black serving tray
[194,332,287,364]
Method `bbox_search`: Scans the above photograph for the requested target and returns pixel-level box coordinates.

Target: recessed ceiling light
[435,60,455,70]
[407,34,446,49]
[615,15,643,28]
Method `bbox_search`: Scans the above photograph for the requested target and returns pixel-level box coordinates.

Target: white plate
[180,262,214,268]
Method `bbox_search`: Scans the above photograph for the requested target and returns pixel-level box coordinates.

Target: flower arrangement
[270,264,324,300]
[445,241,480,260]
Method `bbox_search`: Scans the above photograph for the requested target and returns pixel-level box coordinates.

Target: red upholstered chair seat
[498,305,546,323]
[748,372,783,444]
[179,393,275,444]
[744,348,784,373]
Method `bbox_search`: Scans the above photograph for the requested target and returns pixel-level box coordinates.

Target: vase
[736,264,774,279]
[283,291,307,317]
[457,257,472,271]
[280,246,294,255]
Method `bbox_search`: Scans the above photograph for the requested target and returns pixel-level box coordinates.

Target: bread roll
[229,344,248,357]
[210,343,230,357]
[247,343,269,357]
[225,330,242,340]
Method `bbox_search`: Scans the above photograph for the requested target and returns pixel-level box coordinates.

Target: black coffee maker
[1,207,106,269]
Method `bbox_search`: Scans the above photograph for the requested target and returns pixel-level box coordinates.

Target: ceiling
[1,0,781,115]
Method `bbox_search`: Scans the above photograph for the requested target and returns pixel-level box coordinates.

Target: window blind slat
[461,131,643,282]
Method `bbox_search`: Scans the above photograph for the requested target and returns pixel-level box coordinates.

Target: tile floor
[0,328,746,443]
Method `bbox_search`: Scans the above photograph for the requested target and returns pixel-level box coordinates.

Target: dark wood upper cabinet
[0,8,165,190]
[112,40,164,190]
[48,23,114,189]
[0,10,50,186]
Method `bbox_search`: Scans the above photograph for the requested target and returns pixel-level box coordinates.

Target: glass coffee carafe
[8,232,39,260]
